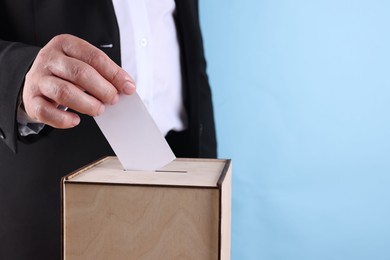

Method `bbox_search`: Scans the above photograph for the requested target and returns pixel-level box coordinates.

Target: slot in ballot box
[62,156,231,260]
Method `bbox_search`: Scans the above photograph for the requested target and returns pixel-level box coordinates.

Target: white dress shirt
[18,0,187,136]
[112,0,187,135]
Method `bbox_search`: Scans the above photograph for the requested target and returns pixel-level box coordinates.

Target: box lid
[64,156,230,188]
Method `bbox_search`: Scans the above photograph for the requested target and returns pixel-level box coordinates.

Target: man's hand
[22,34,136,128]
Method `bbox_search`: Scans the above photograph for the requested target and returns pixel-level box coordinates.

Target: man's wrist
[17,95,45,136]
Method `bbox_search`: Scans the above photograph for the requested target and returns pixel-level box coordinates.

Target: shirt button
[0,128,5,139]
[141,38,148,47]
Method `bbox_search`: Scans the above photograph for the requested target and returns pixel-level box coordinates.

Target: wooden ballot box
[62,156,231,260]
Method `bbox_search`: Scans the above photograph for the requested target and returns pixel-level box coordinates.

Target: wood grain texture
[64,184,220,260]
[220,162,232,260]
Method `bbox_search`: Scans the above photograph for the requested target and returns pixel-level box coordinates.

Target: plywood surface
[66,157,227,187]
[220,163,232,260]
[64,184,220,260]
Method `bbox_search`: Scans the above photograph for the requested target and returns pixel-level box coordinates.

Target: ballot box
[62,156,231,260]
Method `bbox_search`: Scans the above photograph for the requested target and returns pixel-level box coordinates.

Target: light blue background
[199,1,390,259]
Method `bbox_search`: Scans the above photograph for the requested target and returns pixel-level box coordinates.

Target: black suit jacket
[0,1,216,258]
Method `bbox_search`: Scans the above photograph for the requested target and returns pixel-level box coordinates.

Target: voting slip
[94,93,175,171]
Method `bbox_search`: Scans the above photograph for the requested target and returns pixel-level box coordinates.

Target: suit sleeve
[0,39,39,153]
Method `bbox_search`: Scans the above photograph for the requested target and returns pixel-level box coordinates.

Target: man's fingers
[22,34,136,129]
[48,56,119,105]
[38,76,105,117]
[26,96,81,129]
[108,67,136,95]
[54,34,136,95]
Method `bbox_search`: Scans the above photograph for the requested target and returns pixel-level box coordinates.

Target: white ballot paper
[94,93,176,171]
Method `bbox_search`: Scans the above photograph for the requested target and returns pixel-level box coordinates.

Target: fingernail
[72,116,80,126]
[98,104,105,115]
[111,94,119,105]
[123,81,136,95]
[125,75,135,84]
